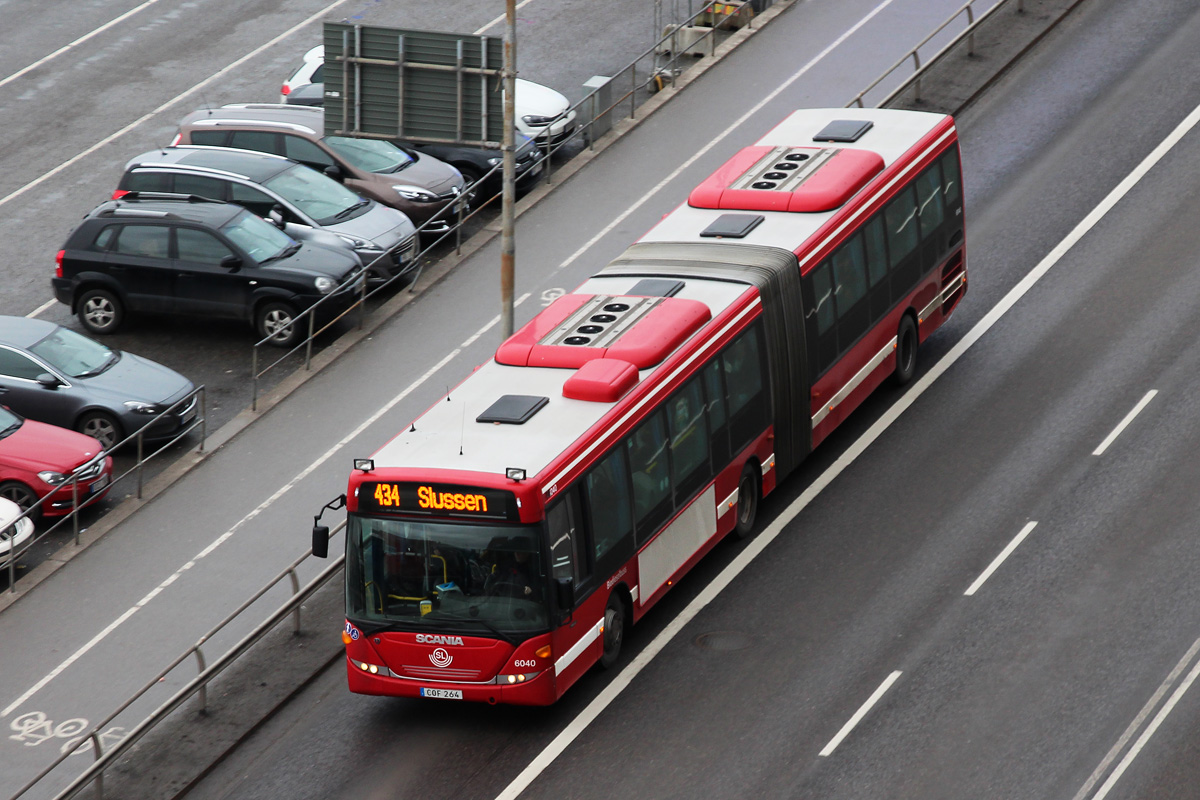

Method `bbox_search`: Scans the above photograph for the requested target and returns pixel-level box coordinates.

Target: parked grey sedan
[0,317,196,450]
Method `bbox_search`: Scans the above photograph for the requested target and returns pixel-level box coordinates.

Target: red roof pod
[562,358,640,402]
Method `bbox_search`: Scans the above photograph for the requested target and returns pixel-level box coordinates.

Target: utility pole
[500,0,516,338]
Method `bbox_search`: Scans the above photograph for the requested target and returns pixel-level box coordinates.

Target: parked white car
[281,46,577,147]
[0,496,34,569]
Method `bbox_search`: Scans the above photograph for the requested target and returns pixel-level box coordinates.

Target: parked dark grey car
[0,316,196,450]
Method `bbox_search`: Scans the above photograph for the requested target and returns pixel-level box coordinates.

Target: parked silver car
[116,147,419,283]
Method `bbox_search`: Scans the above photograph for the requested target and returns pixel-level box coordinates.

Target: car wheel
[893,314,918,386]
[77,288,124,335]
[734,462,760,540]
[599,593,627,670]
[256,301,301,348]
[456,166,483,209]
[76,411,122,450]
[0,481,40,522]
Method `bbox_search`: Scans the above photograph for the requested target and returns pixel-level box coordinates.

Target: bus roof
[639,107,955,270]
[369,273,756,487]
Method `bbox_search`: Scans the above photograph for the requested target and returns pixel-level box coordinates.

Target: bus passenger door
[546,486,595,697]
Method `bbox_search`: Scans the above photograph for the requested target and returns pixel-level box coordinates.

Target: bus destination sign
[358,481,517,520]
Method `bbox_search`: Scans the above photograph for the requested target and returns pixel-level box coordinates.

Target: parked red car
[0,406,112,520]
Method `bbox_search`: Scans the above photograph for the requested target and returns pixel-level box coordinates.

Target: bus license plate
[420,688,462,700]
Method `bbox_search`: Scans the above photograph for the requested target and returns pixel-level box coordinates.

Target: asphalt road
[23,0,1200,798]
[169,0,1200,798]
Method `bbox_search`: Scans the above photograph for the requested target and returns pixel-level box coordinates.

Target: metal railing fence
[3,386,208,594]
[848,0,1025,109]
[10,524,346,800]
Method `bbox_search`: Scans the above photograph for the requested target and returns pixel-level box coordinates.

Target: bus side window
[723,324,768,455]
[804,262,838,376]
[916,162,946,274]
[667,377,710,506]
[862,214,890,323]
[584,448,634,573]
[703,360,731,467]
[831,234,870,353]
[546,487,589,595]
[941,147,962,212]
[885,185,922,303]
[626,410,673,543]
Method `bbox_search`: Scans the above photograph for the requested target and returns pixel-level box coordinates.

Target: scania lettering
[315,108,967,705]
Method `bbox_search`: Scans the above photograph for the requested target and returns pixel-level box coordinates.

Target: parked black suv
[52,195,364,348]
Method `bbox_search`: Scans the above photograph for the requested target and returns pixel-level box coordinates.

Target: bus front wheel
[894,314,918,386]
[735,463,760,539]
[600,594,626,670]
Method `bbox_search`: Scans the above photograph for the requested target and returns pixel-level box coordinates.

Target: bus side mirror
[554,577,575,613]
[312,525,329,558]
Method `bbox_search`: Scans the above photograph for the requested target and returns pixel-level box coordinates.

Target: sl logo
[430,648,453,668]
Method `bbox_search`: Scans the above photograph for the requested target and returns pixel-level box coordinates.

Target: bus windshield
[346,514,549,635]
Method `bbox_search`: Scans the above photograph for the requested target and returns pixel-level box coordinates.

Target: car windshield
[323,136,414,174]
[30,327,118,378]
[264,165,368,225]
[220,210,294,262]
[0,406,21,439]
[346,514,549,635]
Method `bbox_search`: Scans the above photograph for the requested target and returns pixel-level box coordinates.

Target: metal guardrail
[848,0,1025,109]
[9,524,346,800]
[3,386,208,595]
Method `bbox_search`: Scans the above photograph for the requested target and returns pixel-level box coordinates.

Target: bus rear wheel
[893,314,918,386]
[735,463,760,539]
[600,594,626,670]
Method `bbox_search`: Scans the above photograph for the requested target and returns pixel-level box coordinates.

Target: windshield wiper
[260,242,302,264]
[76,352,119,378]
[0,421,22,438]
[334,199,371,220]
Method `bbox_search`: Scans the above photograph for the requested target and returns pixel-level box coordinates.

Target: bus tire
[735,462,760,539]
[600,593,626,670]
[893,314,918,386]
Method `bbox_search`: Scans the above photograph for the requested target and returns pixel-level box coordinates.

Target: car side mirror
[323,165,344,182]
[267,206,286,228]
[220,254,243,272]
[312,525,329,558]
[554,577,575,614]
[36,373,63,389]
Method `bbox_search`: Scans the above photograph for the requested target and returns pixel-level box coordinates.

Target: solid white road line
[1092,390,1157,456]
[1089,641,1200,800]
[0,0,357,212]
[963,521,1038,597]
[1072,637,1200,800]
[493,27,1200,800]
[0,0,166,91]
[26,299,55,319]
[819,671,903,757]
[1,294,530,718]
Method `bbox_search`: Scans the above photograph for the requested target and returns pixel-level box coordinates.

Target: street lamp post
[500,0,517,338]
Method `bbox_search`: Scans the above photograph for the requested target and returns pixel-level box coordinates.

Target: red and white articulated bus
[312,107,966,705]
